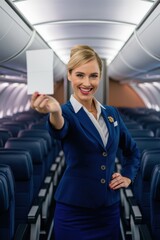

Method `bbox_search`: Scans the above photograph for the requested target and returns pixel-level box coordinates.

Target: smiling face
[68,60,101,105]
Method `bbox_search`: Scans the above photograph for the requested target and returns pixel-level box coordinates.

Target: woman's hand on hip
[109,172,131,190]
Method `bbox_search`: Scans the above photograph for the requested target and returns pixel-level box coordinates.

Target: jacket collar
[76,107,105,149]
[70,94,105,117]
[68,96,115,150]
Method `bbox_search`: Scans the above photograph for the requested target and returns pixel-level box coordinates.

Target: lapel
[76,107,105,149]
[101,107,115,150]
[66,101,116,151]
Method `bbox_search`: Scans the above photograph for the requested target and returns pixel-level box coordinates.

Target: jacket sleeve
[46,113,70,140]
[112,107,140,182]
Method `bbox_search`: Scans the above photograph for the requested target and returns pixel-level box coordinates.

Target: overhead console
[108,1,160,82]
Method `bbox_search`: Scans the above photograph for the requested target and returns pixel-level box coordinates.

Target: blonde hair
[67,45,102,77]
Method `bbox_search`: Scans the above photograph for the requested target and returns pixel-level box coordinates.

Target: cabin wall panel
[109,79,145,108]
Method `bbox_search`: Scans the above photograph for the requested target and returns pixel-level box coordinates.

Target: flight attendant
[31,45,140,240]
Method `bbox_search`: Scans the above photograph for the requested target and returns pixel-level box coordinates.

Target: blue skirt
[53,202,120,240]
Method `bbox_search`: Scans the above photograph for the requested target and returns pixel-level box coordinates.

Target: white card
[26,49,54,94]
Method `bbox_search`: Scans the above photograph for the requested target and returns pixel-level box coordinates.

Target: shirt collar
[70,94,105,114]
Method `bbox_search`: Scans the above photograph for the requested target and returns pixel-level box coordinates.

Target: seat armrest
[131,205,142,224]
[124,188,134,198]
[28,205,41,240]
[28,205,41,224]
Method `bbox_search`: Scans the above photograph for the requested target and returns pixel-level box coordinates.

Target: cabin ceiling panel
[35,22,135,63]
[35,23,134,42]
[0,0,154,83]
[12,0,154,66]
[12,0,152,25]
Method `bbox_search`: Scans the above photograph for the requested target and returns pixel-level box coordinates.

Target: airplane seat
[0,150,34,230]
[132,150,160,226]
[0,129,13,147]
[1,121,27,128]
[0,164,15,240]
[17,135,49,178]
[3,138,52,236]
[150,164,160,240]
[13,111,46,127]
[129,129,154,138]
[17,130,65,225]
[12,120,28,128]
[29,119,62,157]
[0,122,25,137]
[18,129,52,149]
[4,138,46,198]
[122,119,136,124]
[124,122,143,130]
[29,121,47,130]
[14,114,39,122]
[0,116,14,123]
[28,115,48,128]
[119,138,160,238]
[116,134,157,165]
[136,115,160,125]
[133,137,160,157]
[117,109,131,121]
[0,138,3,148]
[142,122,160,134]
[132,138,160,198]
[127,112,149,122]
[18,129,56,174]
[13,110,45,120]
[155,127,160,137]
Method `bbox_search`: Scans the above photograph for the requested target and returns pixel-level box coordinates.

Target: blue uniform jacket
[46,101,140,208]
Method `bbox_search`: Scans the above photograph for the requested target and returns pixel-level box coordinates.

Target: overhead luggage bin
[0,0,48,73]
[0,0,66,81]
[108,1,160,82]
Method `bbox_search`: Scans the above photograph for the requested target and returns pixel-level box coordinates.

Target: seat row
[0,112,65,240]
[118,107,160,136]
[120,154,160,240]
[117,107,160,240]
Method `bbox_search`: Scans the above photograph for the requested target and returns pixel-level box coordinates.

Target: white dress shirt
[70,95,109,147]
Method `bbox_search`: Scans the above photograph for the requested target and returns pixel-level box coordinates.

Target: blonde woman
[31,45,140,240]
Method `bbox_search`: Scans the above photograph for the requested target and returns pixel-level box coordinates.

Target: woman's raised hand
[30,92,61,114]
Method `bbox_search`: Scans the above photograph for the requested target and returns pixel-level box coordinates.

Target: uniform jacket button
[100,179,106,184]
[101,165,106,170]
[102,152,107,157]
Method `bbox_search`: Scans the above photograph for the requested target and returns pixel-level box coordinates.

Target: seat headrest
[0,129,12,144]
[134,138,160,155]
[18,136,48,155]
[0,164,14,202]
[150,164,160,201]
[0,173,9,212]
[0,151,33,180]
[18,129,52,150]
[5,138,44,163]
[141,151,160,181]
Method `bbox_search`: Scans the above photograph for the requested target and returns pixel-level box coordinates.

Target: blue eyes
[76,74,83,78]
[76,74,98,79]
